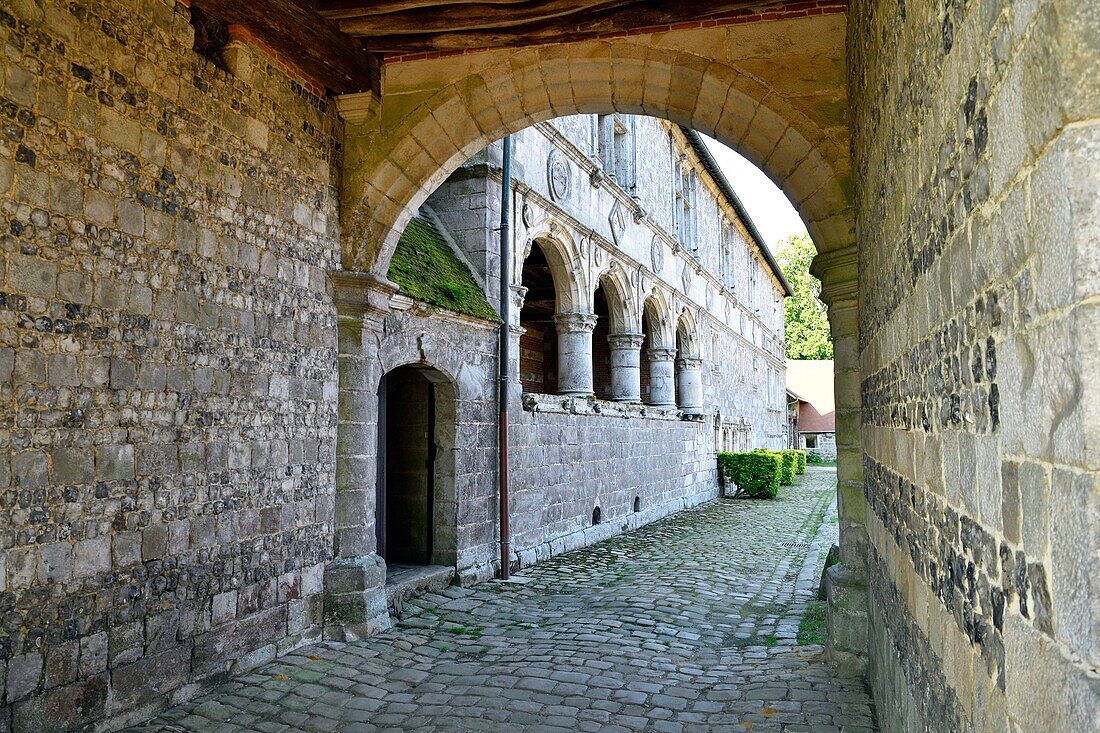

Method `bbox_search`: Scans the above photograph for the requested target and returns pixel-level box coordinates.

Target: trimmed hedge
[793,449,807,474]
[718,451,781,499]
[778,450,796,485]
[751,448,794,485]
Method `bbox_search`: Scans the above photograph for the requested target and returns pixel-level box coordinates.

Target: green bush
[807,451,824,464]
[777,450,796,485]
[793,449,807,474]
[718,451,781,499]
[754,448,795,485]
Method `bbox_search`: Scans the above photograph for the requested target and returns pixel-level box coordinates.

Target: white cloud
[701,134,807,256]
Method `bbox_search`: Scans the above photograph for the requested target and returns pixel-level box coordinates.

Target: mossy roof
[387,216,500,322]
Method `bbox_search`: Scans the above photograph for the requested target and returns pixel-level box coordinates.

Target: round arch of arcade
[511,214,710,410]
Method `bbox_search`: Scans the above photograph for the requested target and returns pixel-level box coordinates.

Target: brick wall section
[0,1,340,729]
[851,0,1098,730]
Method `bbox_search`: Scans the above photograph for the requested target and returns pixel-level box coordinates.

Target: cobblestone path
[128,468,875,732]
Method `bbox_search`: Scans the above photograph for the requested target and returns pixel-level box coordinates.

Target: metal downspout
[498,136,512,580]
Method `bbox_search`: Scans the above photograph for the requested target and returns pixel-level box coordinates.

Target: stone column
[508,285,528,400]
[554,312,597,396]
[813,247,868,677]
[676,357,705,414]
[648,347,677,407]
[607,333,644,402]
[324,271,398,641]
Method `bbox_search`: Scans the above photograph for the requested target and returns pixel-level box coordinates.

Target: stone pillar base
[323,554,392,641]
[825,562,869,677]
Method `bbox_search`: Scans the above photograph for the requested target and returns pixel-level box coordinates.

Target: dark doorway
[592,284,612,399]
[377,365,437,565]
[519,241,559,394]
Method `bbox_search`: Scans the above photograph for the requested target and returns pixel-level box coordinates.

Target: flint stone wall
[851,0,1099,730]
[0,1,341,729]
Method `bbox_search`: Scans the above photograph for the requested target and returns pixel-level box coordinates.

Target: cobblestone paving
[127,468,875,732]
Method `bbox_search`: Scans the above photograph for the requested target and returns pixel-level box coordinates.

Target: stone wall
[0,0,341,729]
[850,0,1098,730]
[508,399,718,569]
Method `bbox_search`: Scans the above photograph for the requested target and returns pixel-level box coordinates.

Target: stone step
[385,564,455,618]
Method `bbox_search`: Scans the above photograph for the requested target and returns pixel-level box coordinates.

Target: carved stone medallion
[650,235,665,272]
[547,149,571,201]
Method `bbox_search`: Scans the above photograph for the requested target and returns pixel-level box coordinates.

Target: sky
[701,134,807,256]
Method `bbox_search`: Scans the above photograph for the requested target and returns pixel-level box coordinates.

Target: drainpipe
[498,136,512,580]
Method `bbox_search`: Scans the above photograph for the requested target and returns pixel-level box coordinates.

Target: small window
[805,434,818,449]
[592,506,602,525]
[633,496,641,513]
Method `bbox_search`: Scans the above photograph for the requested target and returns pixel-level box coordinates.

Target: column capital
[676,357,704,370]
[608,332,645,350]
[554,312,598,333]
[510,285,528,311]
[330,270,399,329]
[648,347,677,362]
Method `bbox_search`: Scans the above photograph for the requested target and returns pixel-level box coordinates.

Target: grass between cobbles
[797,600,828,645]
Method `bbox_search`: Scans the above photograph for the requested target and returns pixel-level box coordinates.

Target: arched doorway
[376,364,457,569]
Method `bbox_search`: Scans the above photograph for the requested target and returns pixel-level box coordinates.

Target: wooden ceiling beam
[322,1,785,54]
[315,0,540,19]
[319,0,632,34]
[193,0,377,94]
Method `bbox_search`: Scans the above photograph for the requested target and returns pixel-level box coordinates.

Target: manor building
[378,115,791,585]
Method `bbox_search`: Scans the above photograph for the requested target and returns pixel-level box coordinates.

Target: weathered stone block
[73,536,110,579]
[11,673,107,733]
[95,444,134,482]
[6,652,42,702]
[37,542,73,584]
[12,451,47,489]
[48,447,92,485]
[141,522,169,562]
[9,254,57,297]
[110,646,191,710]
[78,633,108,677]
[108,531,138,568]
[43,642,78,689]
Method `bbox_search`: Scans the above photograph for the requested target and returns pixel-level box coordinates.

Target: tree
[777,234,833,359]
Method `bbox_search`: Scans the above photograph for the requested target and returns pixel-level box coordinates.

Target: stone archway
[339,15,852,277]
[329,10,866,672]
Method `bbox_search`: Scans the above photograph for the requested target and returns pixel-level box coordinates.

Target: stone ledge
[520,392,693,421]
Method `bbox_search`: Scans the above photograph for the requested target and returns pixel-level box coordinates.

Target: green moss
[387,217,500,322]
